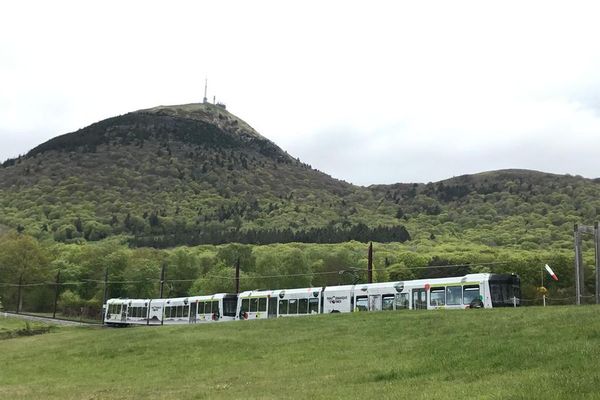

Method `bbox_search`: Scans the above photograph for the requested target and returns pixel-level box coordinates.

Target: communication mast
[203,78,208,104]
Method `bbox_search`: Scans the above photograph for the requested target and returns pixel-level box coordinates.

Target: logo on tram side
[327,296,347,304]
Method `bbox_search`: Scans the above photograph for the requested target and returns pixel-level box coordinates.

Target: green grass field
[1,306,600,399]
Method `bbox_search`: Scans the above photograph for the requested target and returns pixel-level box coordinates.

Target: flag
[545,264,558,281]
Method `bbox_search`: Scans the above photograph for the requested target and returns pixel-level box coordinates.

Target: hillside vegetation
[0,103,408,247]
[2,306,600,399]
[1,103,599,250]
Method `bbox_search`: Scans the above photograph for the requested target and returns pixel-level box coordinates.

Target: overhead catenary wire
[0,259,545,287]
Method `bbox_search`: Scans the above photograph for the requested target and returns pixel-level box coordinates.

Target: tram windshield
[489,274,521,307]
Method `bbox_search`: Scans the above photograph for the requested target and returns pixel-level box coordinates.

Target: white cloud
[2,1,600,184]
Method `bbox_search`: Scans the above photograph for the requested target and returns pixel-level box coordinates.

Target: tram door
[189,302,197,323]
[412,289,427,310]
[121,304,128,322]
[369,295,382,311]
[268,297,277,318]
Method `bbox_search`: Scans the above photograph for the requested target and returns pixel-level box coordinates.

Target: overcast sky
[1,1,600,185]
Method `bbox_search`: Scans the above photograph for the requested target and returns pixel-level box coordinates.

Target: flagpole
[541,265,546,307]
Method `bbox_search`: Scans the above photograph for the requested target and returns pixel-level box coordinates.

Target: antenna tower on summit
[203,78,208,103]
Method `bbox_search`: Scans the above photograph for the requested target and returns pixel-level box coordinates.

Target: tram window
[279,299,288,315]
[463,285,481,305]
[446,286,462,305]
[491,283,513,306]
[177,305,183,318]
[430,288,445,306]
[299,298,308,314]
[164,307,170,318]
[212,301,219,314]
[143,307,148,318]
[309,298,319,314]
[356,296,368,311]
[258,297,267,312]
[197,302,204,314]
[183,306,189,318]
[250,298,258,312]
[223,298,237,317]
[382,295,395,311]
[395,293,409,309]
[207,301,214,313]
[289,299,298,314]
[241,299,249,313]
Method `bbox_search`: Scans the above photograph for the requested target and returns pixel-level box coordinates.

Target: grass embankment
[0,317,51,339]
[1,306,600,399]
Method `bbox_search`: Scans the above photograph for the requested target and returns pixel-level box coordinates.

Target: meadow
[1,306,600,399]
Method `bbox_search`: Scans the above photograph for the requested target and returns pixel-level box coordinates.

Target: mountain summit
[0,103,406,246]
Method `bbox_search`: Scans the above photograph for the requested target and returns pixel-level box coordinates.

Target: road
[1,312,96,326]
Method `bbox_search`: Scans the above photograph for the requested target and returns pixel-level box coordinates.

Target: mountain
[1,103,599,250]
[0,103,408,246]
[370,169,600,249]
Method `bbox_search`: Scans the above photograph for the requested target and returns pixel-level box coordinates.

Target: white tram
[104,273,520,326]
[105,293,237,326]
[236,287,323,320]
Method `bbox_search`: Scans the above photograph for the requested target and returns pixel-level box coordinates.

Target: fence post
[52,270,61,319]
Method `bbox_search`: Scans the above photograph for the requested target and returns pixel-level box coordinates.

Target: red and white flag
[545,264,558,281]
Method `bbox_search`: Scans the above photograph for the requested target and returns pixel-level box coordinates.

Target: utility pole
[235,257,240,294]
[595,222,600,305]
[368,242,373,284]
[101,267,109,325]
[573,223,600,305]
[16,273,23,314]
[52,270,61,319]
[574,224,583,305]
[159,263,166,299]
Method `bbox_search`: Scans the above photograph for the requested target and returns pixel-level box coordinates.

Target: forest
[0,231,595,319]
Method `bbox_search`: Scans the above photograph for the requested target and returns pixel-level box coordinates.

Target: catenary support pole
[16,273,23,314]
[159,263,166,299]
[235,257,240,294]
[52,270,61,319]
[574,224,581,305]
[101,267,109,325]
[595,222,600,305]
[368,242,373,284]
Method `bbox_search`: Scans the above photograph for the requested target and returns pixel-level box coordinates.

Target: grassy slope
[0,317,49,333]
[1,307,600,400]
